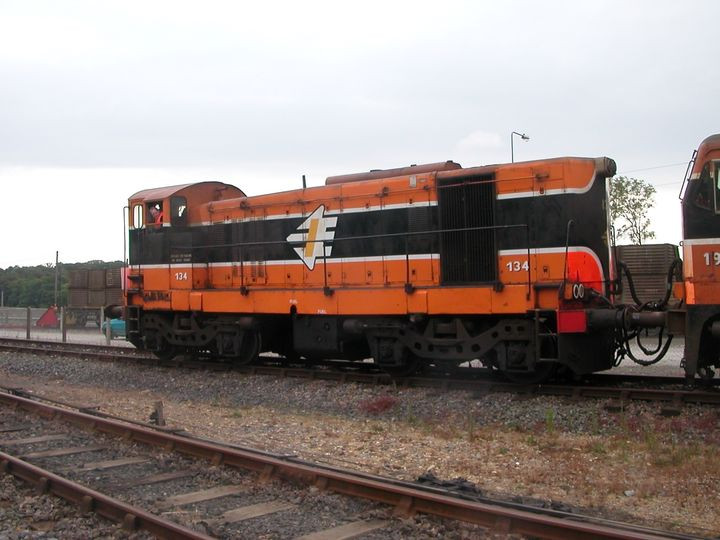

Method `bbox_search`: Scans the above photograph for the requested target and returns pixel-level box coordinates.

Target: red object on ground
[36,307,59,328]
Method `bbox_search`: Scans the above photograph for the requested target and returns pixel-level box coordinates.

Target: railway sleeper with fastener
[0,389,700,540]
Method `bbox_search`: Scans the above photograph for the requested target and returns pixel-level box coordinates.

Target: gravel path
[1,350,718,537]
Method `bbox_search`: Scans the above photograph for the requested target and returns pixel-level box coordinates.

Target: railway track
[0,388,703,539]
[1,337,719,407]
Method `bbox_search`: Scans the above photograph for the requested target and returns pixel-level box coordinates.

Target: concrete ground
[0,326,135,348]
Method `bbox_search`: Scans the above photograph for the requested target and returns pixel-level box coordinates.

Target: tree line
[0,261,123,308]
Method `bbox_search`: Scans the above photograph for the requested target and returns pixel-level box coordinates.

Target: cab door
[167,196,203,292]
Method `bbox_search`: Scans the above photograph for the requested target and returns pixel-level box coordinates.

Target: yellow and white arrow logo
[286,205,337,270]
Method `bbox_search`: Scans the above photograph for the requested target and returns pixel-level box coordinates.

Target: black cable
[626,333,673,366]
[636,327,664,356]
[620,320,673,366]
[659,258,682,308]
[618,260,643,306]
[612,256,683,367]
[589,289,614,307]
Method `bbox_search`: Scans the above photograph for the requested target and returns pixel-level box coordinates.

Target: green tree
[609,176,656,245]
[0,260,121,307]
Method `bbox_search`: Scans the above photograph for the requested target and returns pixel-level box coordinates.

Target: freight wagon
[67,267,124,327]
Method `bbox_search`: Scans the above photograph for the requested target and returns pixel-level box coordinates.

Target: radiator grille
[438,175,497,284]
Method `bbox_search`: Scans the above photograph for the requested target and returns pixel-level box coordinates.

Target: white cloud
[454,131,507,165]
[0,0,718,266]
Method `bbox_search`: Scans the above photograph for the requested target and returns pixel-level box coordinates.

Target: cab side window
[132,204,144,229]
[170,196,188,227]
[147,202,164,225]
[694,164,713,210]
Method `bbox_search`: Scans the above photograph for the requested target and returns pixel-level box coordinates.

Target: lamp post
[511,131,530,163]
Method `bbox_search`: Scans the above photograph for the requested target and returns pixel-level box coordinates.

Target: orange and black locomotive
[122,135,720,383]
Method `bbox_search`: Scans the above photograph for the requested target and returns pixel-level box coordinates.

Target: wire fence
[0,307,131,346]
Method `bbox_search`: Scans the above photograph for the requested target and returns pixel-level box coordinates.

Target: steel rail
[0,337,148,358]
[0,450,213,539]
[0,390,689,539]
[0,384,706,539]
[2,337,719,404]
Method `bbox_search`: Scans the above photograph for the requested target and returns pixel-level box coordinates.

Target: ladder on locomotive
[125,305,142,341]
[533,309,558,362]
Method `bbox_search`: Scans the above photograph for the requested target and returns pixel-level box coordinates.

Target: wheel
[370,336,422,377]
[153,344,178,361]
[500,329,558,384]
[231,330,261,366]
[380,352,422,377]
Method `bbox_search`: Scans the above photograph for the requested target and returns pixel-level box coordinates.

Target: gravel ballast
[1,350,719,536]
[1,407,489,539]
[0,473,150,539]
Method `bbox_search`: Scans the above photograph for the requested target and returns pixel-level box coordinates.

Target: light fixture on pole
[511,131,530,163]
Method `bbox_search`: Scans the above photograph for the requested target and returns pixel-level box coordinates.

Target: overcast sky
[1,0,718,268]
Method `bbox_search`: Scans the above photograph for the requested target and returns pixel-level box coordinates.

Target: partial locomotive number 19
[174,272,188,280]
[703,252,720,266]
[505,260,530,272]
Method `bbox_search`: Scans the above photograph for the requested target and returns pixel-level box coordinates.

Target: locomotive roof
[130,182,194,200]
[129,181,245,202]
[691,133,720,176]
[326,161,462,185]
[323,156,616,186]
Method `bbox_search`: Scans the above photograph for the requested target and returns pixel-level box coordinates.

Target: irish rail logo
[286,205,337,270]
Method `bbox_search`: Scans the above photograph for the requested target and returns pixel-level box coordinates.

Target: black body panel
[129,174,610,288]
[495,174,609,273]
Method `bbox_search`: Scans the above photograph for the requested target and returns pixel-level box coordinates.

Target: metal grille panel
[616,244,680,305]
[439,175,496,284]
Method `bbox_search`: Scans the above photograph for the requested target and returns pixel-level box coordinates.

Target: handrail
[166,223,532,292]
[678,149,697,200]
[169,223,529,252]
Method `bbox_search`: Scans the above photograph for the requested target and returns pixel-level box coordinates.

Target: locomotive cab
[681,134,720,380]
[125,181,246,353]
